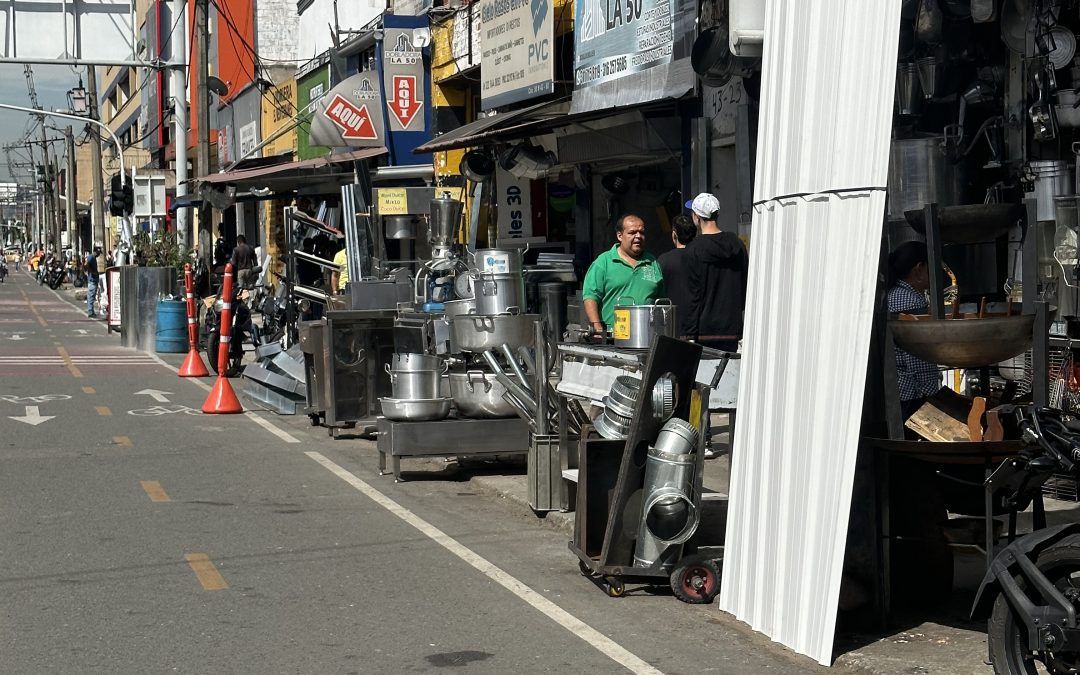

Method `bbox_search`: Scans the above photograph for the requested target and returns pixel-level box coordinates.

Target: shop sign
[377,188,409,215]
[382,29,427,132]
[261,78,297,158]
[238,120,259,159]
[217,124,232,165]
[572,0,696,111]
[479,0,555,110]
[452,4,481,72]
[495,166,533,240]
[309,73,386,147]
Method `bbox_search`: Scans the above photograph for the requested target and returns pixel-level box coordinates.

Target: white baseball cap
[685,193,720,219]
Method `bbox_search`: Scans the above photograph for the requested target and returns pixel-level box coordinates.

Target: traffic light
[108,175,135,217]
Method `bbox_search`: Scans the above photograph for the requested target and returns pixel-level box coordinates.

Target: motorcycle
[972,406,1080,674]
[68,259,86,287]
[258,271,299,346]
[201,267,261,377]
[45,260,66,289]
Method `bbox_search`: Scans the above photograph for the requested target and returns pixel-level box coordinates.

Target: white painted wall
[296,0,385,61]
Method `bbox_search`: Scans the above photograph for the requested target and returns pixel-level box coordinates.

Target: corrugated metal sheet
[716,0,902,666]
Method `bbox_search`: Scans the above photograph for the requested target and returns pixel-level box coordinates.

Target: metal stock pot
[472,271,526,316]
[449,370,517,418]
[612,298,676,349]
[451,313,538,353]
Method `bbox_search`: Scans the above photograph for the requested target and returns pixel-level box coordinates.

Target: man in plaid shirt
[888,242,943,418]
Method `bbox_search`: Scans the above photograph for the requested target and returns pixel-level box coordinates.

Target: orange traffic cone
[202,374,243,414]
[179,348,210,377]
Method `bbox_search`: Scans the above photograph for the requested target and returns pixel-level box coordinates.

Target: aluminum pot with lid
[473,248,523,274]
[389,352,442,372]
[472,271,526,316]
[612,298,676,349]
[449,370,517,418]
[451,313,538,353]
[1029,159,1073,222]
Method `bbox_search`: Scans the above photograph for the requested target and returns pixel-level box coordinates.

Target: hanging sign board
[495,167,533,240]
[309,73,386,148]
[382,28,427,132]
[377,188,409,215]
[571,0,696,112]
[479,0,555,109]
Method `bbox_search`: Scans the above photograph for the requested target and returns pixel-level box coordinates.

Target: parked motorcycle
[68,259,86,287]
[259,271,299,346]
[45,259,66,289]
[972,406,1080,674]
[201,268,261,377]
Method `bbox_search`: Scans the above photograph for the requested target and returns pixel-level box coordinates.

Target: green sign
[297,64,332,160]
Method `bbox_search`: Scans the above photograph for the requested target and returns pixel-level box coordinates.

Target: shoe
[87,312,95,318]
[703,447,720,459]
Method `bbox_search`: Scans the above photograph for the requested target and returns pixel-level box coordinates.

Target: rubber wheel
[605,578,625,598]
[579,560,595,577]
[206,333,221,375]
[989,534,1080,674]
[309,413,321,427]
[670,554,721,604]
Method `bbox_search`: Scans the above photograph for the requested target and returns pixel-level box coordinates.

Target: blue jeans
[86,277,98,315]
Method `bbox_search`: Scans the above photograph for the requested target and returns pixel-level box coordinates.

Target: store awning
[412,98,684,154]
[199,147,388,190]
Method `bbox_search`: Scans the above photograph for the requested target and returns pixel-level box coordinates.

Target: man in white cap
[683,193,748,352]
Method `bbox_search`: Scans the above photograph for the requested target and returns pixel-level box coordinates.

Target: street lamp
[67,82,89,116]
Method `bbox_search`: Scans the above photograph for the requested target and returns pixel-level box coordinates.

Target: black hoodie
[683,231,748,340]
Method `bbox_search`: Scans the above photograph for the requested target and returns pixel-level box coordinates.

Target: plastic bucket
[154,299,188,353]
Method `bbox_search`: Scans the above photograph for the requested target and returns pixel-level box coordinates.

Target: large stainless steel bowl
[451,313,538,353]
[449,370,517,418]
[889,314,1035,368]
[379,397,452,422]
[442,298,477,319]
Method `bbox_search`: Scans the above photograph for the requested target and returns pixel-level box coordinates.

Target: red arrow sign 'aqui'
[390,75,423,128]
[323,94,377,141]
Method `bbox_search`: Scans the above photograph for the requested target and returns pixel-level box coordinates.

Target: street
[0,270,825,674]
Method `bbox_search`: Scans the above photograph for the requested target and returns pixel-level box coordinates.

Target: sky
[0,63,87,185]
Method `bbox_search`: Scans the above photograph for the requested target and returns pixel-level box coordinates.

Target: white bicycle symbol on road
[127,405,202,417]
[0,394,72,404]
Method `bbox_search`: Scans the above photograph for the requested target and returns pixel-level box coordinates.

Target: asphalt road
[0,269,828,674]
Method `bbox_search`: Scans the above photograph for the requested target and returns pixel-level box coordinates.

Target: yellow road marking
[95,406,111,416]
[113,436,132,447]
[184,553,228,590]
[140,480,169,502]
[56,346,83,378]
[18,288,47,326]
[82,386,95,394]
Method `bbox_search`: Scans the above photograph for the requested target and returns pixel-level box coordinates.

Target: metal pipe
[500,343,533,395]
[482,350,537,411]
[370,164,435,183]
[535,322,548,435]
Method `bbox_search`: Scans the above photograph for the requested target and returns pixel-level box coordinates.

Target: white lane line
[150,353,301,444]
[304,451,663,675]
[245,411,300,444]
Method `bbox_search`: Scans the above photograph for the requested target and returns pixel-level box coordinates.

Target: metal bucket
[896,62,920,115]
[633,419,701,569]
[389,352,442,372]
[473,271,526,316]
[1029,160,1073,222]
[612,299,676,349]
[385,367,444,400]
[887,135,967,218]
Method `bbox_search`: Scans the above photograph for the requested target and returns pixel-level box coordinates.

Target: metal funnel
[916,56,945,99]
[429,193,463,248]
[896,62,921,115]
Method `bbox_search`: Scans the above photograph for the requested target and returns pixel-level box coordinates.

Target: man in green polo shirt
[582,213,665,332]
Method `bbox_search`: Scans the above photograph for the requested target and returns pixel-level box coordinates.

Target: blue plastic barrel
[154,299,188,353]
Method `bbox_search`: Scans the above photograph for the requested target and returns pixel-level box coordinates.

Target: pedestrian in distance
[230,234,258,289]
[85,246,102,318]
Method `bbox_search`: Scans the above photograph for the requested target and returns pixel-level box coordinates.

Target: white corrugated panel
[717,0,902,666]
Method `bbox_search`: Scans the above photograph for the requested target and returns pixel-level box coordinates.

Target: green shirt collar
[605,244,657,267]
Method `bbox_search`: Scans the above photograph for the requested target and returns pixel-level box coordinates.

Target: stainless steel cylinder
[473,271,526,316]
[387,368,442,400]
[633,418,701,569]
[429,193,463,247]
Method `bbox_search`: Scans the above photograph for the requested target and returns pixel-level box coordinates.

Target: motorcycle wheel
[206,332,221,375]
[989,534,1080,674]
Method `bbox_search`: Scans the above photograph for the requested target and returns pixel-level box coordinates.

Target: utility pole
[86,66,107,253]
[65,126,77,255]
[194,0,212,265]
[170,0,190,251]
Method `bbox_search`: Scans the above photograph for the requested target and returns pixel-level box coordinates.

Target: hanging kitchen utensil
[971,0,997,22]
[1047,26,1077,70]
[915,56,946,99]
[915,0,944,44]
[1030,69,1059,141]
[896,63,921,115]
[1000,0,1030,53]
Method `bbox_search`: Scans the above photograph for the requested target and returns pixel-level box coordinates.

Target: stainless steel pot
[379,397,452,422]
[612,299,676,349]
[442,298,477,318]
[389,352,442,372]
[385,366,445,400]
[887,134,967,218]
[1029,160,1073,222]
[451,313,538,353]
[449,370,517,418]
[473,248,524,274]
[1057,89,1080,128]
[472,271,526,316]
